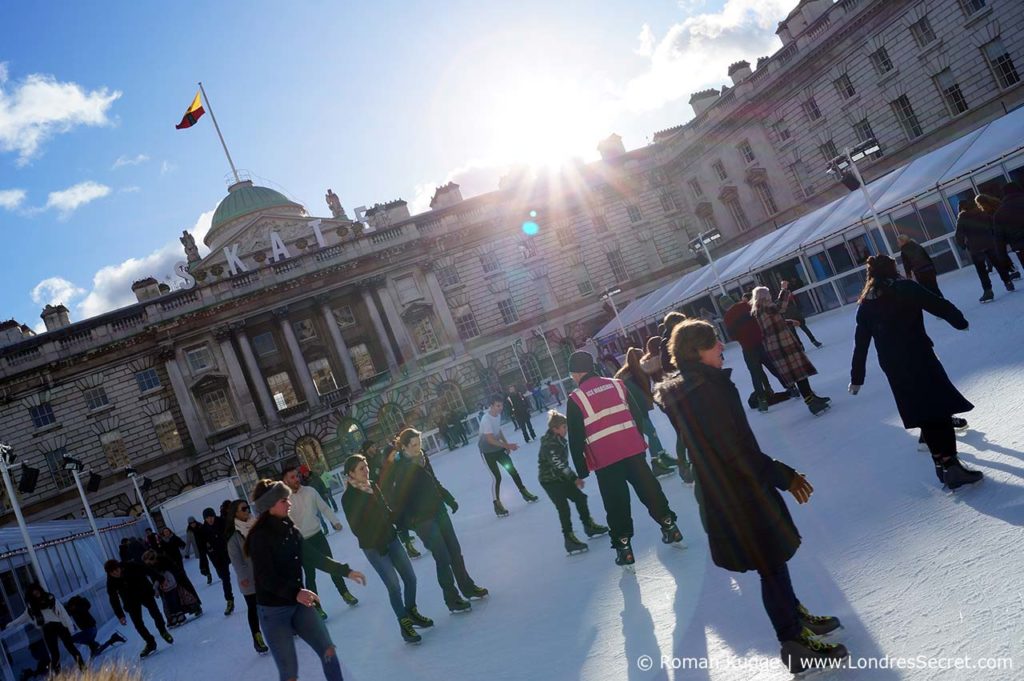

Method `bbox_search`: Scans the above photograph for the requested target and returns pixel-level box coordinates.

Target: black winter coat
[954,212,998,255]
[159,535,186,567]
[64,596,95,630]
[198,519,229,565]
[851,279,972,428]
[341,483,398,553]
[248,515,339,607]
[899,240,935,275]
[381,455,456,530]
[537,431,577,484]
[506,392,531,418]
[655,361,801,573]
[107,563,164,619]
[993,194,1024,250]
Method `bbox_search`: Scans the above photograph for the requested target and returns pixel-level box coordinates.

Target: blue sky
[0,0,789,329]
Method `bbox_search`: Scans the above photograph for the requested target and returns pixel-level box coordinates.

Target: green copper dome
[205,180,303,247]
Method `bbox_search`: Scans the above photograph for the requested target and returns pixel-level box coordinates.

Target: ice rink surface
[101,266,1024,680]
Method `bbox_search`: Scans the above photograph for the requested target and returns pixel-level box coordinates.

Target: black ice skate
[943,460,983,490]
[404,538,422,559]
[446,596,472,614]
[464,584,489,599]
[493,499,510,517]
[583,519,609,538]
[660,519,684,546]
[520,488,539,503]
[399,617,422,644]
[805,395,830,416]
[139,642,157,659]
[408,606,434,628]
[1006,280,1016,292]
[651,458,674,478]
[564,532,588,555]
[656,452,679,466]
[253,632,269,654]
[780,628,849,674]
[614,537,635,568]
[980,288,994,303]
[797,603,842,636]
[159,630,173,644]
[341,591,359,606]
[952,417,968,433]
[224,599,234,616]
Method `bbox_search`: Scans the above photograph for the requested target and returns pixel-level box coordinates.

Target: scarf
[235,516,256,539]
[348,478,373,494]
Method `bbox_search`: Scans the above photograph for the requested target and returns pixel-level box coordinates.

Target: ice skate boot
[582,518,609,538]
[464,584,489,599]
[520,488,539,503]
[446,596,472,614]
[314,602,328,620]
[952,417,968,433]
[656,451,679,466]
[224,599,234,616]
[139,642,157,659]
[805,395,830,416]
[564,532,588,555]
[159,630,173,644]
[757,396,769,413]
[613,537,635,568]
[1006,280,1016,292]
[678,460,695,484]
[780,628,849,674]
[403,538,422,559]
[650,457,674,478]
[660,518,684,545]
[341,591,359,606]
[943,459,983,490]
[399,617,422,644]
[408,606,434,628]
[798,603,842,636]
[980,288,994,303]
[493,499,510,517]
[253,632,269,654]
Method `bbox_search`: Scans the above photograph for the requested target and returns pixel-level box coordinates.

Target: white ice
[95,265,1024,680]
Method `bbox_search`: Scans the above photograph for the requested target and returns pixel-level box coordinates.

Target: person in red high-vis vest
[566,351,683,567]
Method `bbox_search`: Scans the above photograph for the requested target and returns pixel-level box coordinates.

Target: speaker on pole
[86,473,102,493]
[18,466,39,494]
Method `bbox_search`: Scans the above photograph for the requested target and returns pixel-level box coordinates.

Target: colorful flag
[175,91,205,130]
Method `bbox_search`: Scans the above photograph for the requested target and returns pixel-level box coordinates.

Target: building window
[577,275,594,297]
[592,215,608,232]
[267,373,299,411]
[819,140,839,163]
[753,182,779,216]
[135,368,161,393]
[251,332,277,356]
[152,411,183,453]
[497,298,520,325]
[29,403,56,429]
[436,383,465,414]
[292,319,317,342]
[411,317,441,353]
[626,205,643,223]
[332,305,357,328]
[607,250,628,283]
[853,119,883,158]
[454,309,480,340]
[909,16,936,47]
[84,386,109,411]
[556,228,576,247]
[802,97,822,122]
[724,200,751,231]
[982,38,1020,89]
[349,343,377,380]
[201,388,236,428]
[890,95,923,140]
[480,252,500,274]
[659,193,678,213]
[789,162,814,198]
[737,140,756,164]
[101,431,130,470]
[771,120,791,143]
[435,264,461,288]
[377,404,405,439]
[960,0,986,16]
[185,345,214,374]
[307,358,337,395]
[699,213,719,234]
[687,178,704,199]
[394,275,422,305]
[833,74,856,100]
[599,184,618,202]
[44,447,73,489]
[521,354,542,386]
[869,47,894,76]
[712,161,728,181]
[934,69,969,115]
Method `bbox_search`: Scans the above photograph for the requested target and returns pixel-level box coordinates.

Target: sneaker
[583,519,609,537]
[464,585,489,599]
[493,499,509,517]
[660,519,683,545]
[943,460,983,489]
[159,630,174,644]
[224,599,234,616]
[780,627,849,674]
[399,617,422,644]
[253,632,269,654]
[403,539,422,559]
[407,606,434,628]
[520,489,539,503]
[797,603,842,635]
[650,458,674,478]
[314,603,328,620]
[139,642,157,658]
[341,591,359,606]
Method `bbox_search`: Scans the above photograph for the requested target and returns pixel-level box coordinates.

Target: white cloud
[620,0,789,114]
[0,62,121,164]
[30,276,85,307]
[160,160,177,175]
[112,153,149,169]
[409,161,507,215]
[120,185,141,193]
[75,209,214,319]
[45,180,111,218]
[0,188,26,210]
[635,24,656,58]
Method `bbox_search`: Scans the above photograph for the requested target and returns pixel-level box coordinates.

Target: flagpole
[197,81,241,184]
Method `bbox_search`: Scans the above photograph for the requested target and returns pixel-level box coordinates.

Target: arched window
[435,383,465,415]
[327,418,366,466]
[521,353,542,387]
[295,436,327,473]
[235,460,258,497]
[376,403,405,440]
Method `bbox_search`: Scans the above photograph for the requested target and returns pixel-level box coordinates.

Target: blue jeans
[415,510,476,604]
[364,537,417,619]
[639,414,665,458]
[258,603,343,681]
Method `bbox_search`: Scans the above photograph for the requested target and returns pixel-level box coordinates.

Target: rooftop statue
[325,188,348,219]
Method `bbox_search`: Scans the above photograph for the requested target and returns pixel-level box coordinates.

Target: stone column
[215,326,261,428]
[320,301,361,389]
[235,328,281,425]
[276,308,321,407]
[161,349,209,454]
[423,268,465,354]
[360,285,399,371]
[377,283,417,363]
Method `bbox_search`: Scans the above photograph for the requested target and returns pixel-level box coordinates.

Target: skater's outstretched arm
[850,306,873,388]
[896,280,968,330]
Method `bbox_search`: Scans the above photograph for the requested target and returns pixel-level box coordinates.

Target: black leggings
[481,449,526,501]
[125,594,166,647]
[919,417,956,465]
[594,453,675,545]
[514,415,536,441]
[243,593,261,637]
[758,563,802,642]
[300,531,352,598]
[540,480,592,535]
[42,622,81,670]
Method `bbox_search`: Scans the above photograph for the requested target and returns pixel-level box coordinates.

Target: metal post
[536,328,566,388]
[701,235,728,297]
[0,447,47,591]
[226,446,250,504]
[509,340,529,386]
[129,474,157,533]
[70,469,108,560]
[604,290,628,340]
[197,81,241,184]
[846,149,887,235]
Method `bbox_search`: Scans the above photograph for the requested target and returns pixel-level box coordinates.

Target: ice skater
[199,507,235,615]
[538,410,608,554]
[849,255,983,489]
[478,395,539,517]
[655,319,848,674]
[955,195,1014,302]
[506,384,536,441]
[777,279,822,348]
[4,584,86,673]
[614,348,677,477]
[566,350,683,568]
[226,499,269,654]
[104,559,174,658]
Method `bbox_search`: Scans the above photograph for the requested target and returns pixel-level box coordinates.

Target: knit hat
[253,481,291,515]
[568,351,595,373]
[201,507,216,519]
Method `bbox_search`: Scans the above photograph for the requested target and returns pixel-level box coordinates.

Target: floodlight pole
[534,328,566,389]
[843,147,887,235]
[602,288,628,340]
[693,231,728,297]
[70,468,108,560]
[128,471,157,533]
[0,444,48,590]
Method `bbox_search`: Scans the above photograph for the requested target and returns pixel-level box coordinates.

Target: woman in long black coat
[849,255,982,489]
[654,319,847,674]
